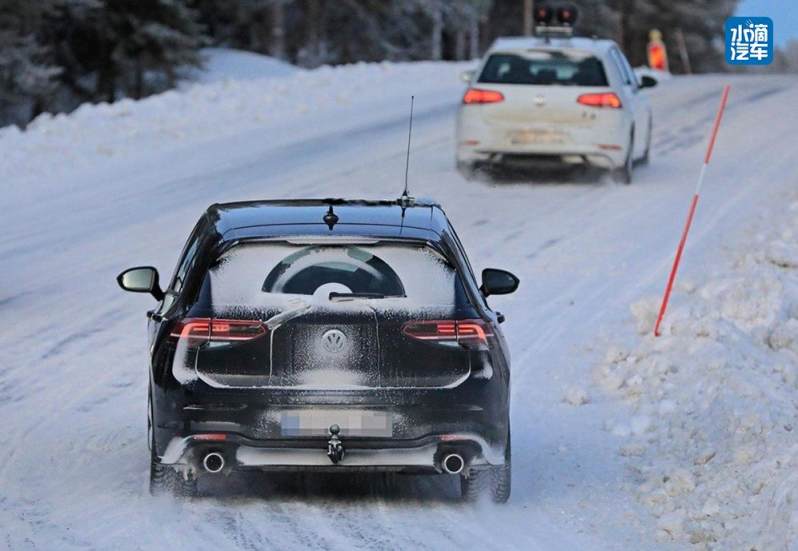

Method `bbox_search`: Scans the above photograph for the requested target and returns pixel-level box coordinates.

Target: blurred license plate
[509,129,565,145]
[280,409,393,437]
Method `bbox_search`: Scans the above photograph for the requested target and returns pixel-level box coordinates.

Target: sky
[737,0,798,46]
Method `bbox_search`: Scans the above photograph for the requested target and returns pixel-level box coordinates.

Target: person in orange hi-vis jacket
[647,29,669,71]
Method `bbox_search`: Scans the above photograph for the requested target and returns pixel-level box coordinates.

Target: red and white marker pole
[653,85,731,337]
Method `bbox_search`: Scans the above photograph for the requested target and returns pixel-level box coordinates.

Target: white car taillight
[462,88,505,105]
[577,92,622,109]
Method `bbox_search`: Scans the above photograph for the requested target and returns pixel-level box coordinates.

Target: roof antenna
[399,95,415,210]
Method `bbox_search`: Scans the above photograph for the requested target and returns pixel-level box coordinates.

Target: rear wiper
[329,292,386,301]
[264,298,311,330]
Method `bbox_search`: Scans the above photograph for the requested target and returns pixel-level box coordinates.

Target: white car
[456,36,656,183]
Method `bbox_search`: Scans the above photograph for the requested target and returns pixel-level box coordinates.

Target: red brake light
[170,318,266,342]
[402,319,493,347]
[463,88,504,104]
[456,322,489,344]
[577,92,622,109]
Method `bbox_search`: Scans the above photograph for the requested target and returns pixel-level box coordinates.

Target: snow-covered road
[1,62,797,550]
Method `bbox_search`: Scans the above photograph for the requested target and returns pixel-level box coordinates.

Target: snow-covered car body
[117,198,518,501]
[456,36,655,180]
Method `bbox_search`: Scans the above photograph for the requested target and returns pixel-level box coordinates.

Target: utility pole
[675,28,693,74]
[431,4,443,60]
[469,7,480,59]
[271,0,286,60]
[523,0,534,36]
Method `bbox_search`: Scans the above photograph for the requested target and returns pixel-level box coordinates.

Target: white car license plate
[509,129,565,145]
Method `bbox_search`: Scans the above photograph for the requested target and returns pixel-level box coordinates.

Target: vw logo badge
[321,329,347,354]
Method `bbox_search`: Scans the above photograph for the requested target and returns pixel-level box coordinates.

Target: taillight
[170,318,266,342]
[577,92,622,109]
[402,319,493,348]
[463,88,504,104]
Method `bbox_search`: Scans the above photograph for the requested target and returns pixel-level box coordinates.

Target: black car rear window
[262,246,405,296]
[205,242,468,308]
[479,51,608,86]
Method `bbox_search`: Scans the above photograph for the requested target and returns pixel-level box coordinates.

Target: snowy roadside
[596,188,798,548]
[182,48,299,85]
[0,58,466,187]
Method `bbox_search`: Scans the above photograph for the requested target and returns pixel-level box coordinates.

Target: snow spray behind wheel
[654,85,731,336]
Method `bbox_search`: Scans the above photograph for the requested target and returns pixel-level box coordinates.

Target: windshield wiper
[329,292,386,301]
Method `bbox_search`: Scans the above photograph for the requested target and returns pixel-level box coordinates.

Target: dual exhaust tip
[202,451,225,474]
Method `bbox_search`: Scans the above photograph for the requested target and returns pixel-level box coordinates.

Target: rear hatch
[470,48,612,145]
[176,241,475,390]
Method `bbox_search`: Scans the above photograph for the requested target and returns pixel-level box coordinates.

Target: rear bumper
[160,432,504,474]
[152,375,510,472]
[459,148,621,170]
[456,106,629,169]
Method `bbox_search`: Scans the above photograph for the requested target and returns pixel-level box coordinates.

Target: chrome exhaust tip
[203,452,225,473]
[442,453,465,474]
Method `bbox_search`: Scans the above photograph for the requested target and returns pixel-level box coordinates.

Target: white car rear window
[479,51,608,86]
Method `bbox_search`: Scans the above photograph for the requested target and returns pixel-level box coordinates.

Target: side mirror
[117,266,164,301]
[460,69,475,83]
[639,75,658,89]
[480,268,519,297]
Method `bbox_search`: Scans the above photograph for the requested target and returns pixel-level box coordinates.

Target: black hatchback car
[117,197,519,502]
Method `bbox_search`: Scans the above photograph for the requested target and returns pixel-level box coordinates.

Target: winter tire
[614,130,634,184]
[639,117,652,166]
[456,160,477,181]
[460,429,511,503]
[148,397,197,497]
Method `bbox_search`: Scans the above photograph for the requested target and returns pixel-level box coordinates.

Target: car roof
[488,35,617,56]
[206,198,450,243]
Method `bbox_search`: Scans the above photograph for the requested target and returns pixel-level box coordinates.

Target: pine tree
[774,40,798,73]
[0,0,61,125]
[115,0,205,98]
[447,0,491,60]
[29,0,204,107]
[76,0,204,101]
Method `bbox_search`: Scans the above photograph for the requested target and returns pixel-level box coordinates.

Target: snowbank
[634,66,673,83]
[184,48,298,84]
[596,193,798,548]
[0,58,463,186]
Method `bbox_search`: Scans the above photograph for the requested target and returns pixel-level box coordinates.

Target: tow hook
[327,424,345,464]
